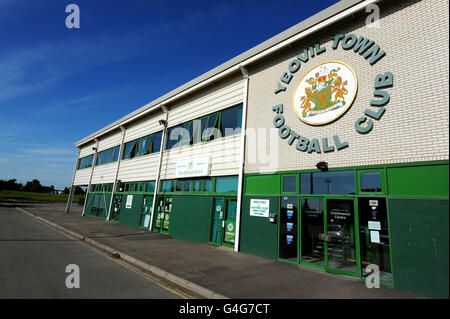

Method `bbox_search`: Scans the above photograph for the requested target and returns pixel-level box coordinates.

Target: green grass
[0,190,85,204]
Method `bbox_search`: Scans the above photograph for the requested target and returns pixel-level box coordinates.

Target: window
[160,180,174,193]
[360,171,382,192]
[193,180,202,192]
[175,180,183,192]
[77,155,94,170]
[152,131,163,153]
[300,171,355,195]
[96,146,120,166]
[220,104,242,137]
[215,176,238,193]
[165,104,242,150]
[184,180,192,192]
[146,181,155,193]
[203,179,213,192]
[202,113,219,142]
[283,175,297,193]
[123,131,162,159]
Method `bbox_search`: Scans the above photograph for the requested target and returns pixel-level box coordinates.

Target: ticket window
[358,197,392,283]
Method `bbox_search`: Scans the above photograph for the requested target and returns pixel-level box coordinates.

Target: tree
[63,187,70,195]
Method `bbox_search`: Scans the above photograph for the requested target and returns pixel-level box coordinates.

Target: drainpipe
[149,106,169,231]
[106,126,126,221]
[234,64,249,252]
[82,139,99,217]
[65,148,81,214]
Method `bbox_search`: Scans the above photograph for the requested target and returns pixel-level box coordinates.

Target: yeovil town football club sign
[293,61,358,126]
[271,33,394,154]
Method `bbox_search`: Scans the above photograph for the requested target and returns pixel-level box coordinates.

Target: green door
[139,195,153,229]
[153,196,165,232]
[222,199,237,247]
[161,196,172,234]
[210,198,224,245]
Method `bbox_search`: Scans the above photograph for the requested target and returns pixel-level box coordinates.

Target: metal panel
[117,153,160,182]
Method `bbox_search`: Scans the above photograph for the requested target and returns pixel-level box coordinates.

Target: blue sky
[0,0,339,189]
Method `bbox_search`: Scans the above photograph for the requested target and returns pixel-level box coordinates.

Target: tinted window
[203,179,213,192]
[300,171,355,195]
[283,175,297,192]
[215,176,238,193]
[152,131,163,153]
[360,172,382,192]
[176,180,183,192]
[184,180,192,191]
[220,105,242,137]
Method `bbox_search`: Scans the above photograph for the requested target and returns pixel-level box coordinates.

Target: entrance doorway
[153,196,173,234]
[110,195,122,221]
[297,197,358,275]
[209,197,237,247]
[139,195,153,228]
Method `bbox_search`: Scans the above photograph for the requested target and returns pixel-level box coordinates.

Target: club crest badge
[293,61,357,126]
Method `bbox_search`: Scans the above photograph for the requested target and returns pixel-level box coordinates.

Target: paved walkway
[4,200,421,299]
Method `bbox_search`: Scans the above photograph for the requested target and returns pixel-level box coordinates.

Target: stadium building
[67,0,449,298]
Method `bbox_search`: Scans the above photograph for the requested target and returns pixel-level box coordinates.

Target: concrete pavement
[2,200,422,299]
[0,205,186,299]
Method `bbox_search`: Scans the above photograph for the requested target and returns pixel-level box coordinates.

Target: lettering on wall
[271,33,394,153]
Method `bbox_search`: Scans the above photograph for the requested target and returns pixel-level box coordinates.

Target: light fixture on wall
[316,161,328,171]
[92,147,97,151]
[158,119,167,126]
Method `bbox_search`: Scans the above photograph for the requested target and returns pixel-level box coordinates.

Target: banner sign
[250,199,270,217]
[175,156,210,178]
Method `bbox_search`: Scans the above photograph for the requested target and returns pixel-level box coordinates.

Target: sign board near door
[175,156,210,178]
[250,199,270,217]
[126,195,133,209]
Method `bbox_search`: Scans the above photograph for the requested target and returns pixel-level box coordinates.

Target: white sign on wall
[175,156,210,178]
[250,199,270,217]
[126,195,133,209]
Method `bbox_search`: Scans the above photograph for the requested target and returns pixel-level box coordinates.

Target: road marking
[15,207,191,299]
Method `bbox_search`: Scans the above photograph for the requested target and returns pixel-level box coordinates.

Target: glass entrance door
[300,198,325,267]
[326,199,357,274]
[299,197,358,275]
[210,198,224,245]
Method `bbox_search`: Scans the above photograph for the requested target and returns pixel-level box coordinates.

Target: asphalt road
[0,206,182,299]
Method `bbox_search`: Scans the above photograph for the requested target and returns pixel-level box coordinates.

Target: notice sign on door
[224,221,236,243]
[126,195,133,209]
[250,199,270,217]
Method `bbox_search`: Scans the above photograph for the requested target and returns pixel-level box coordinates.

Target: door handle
[222,221,225,228]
